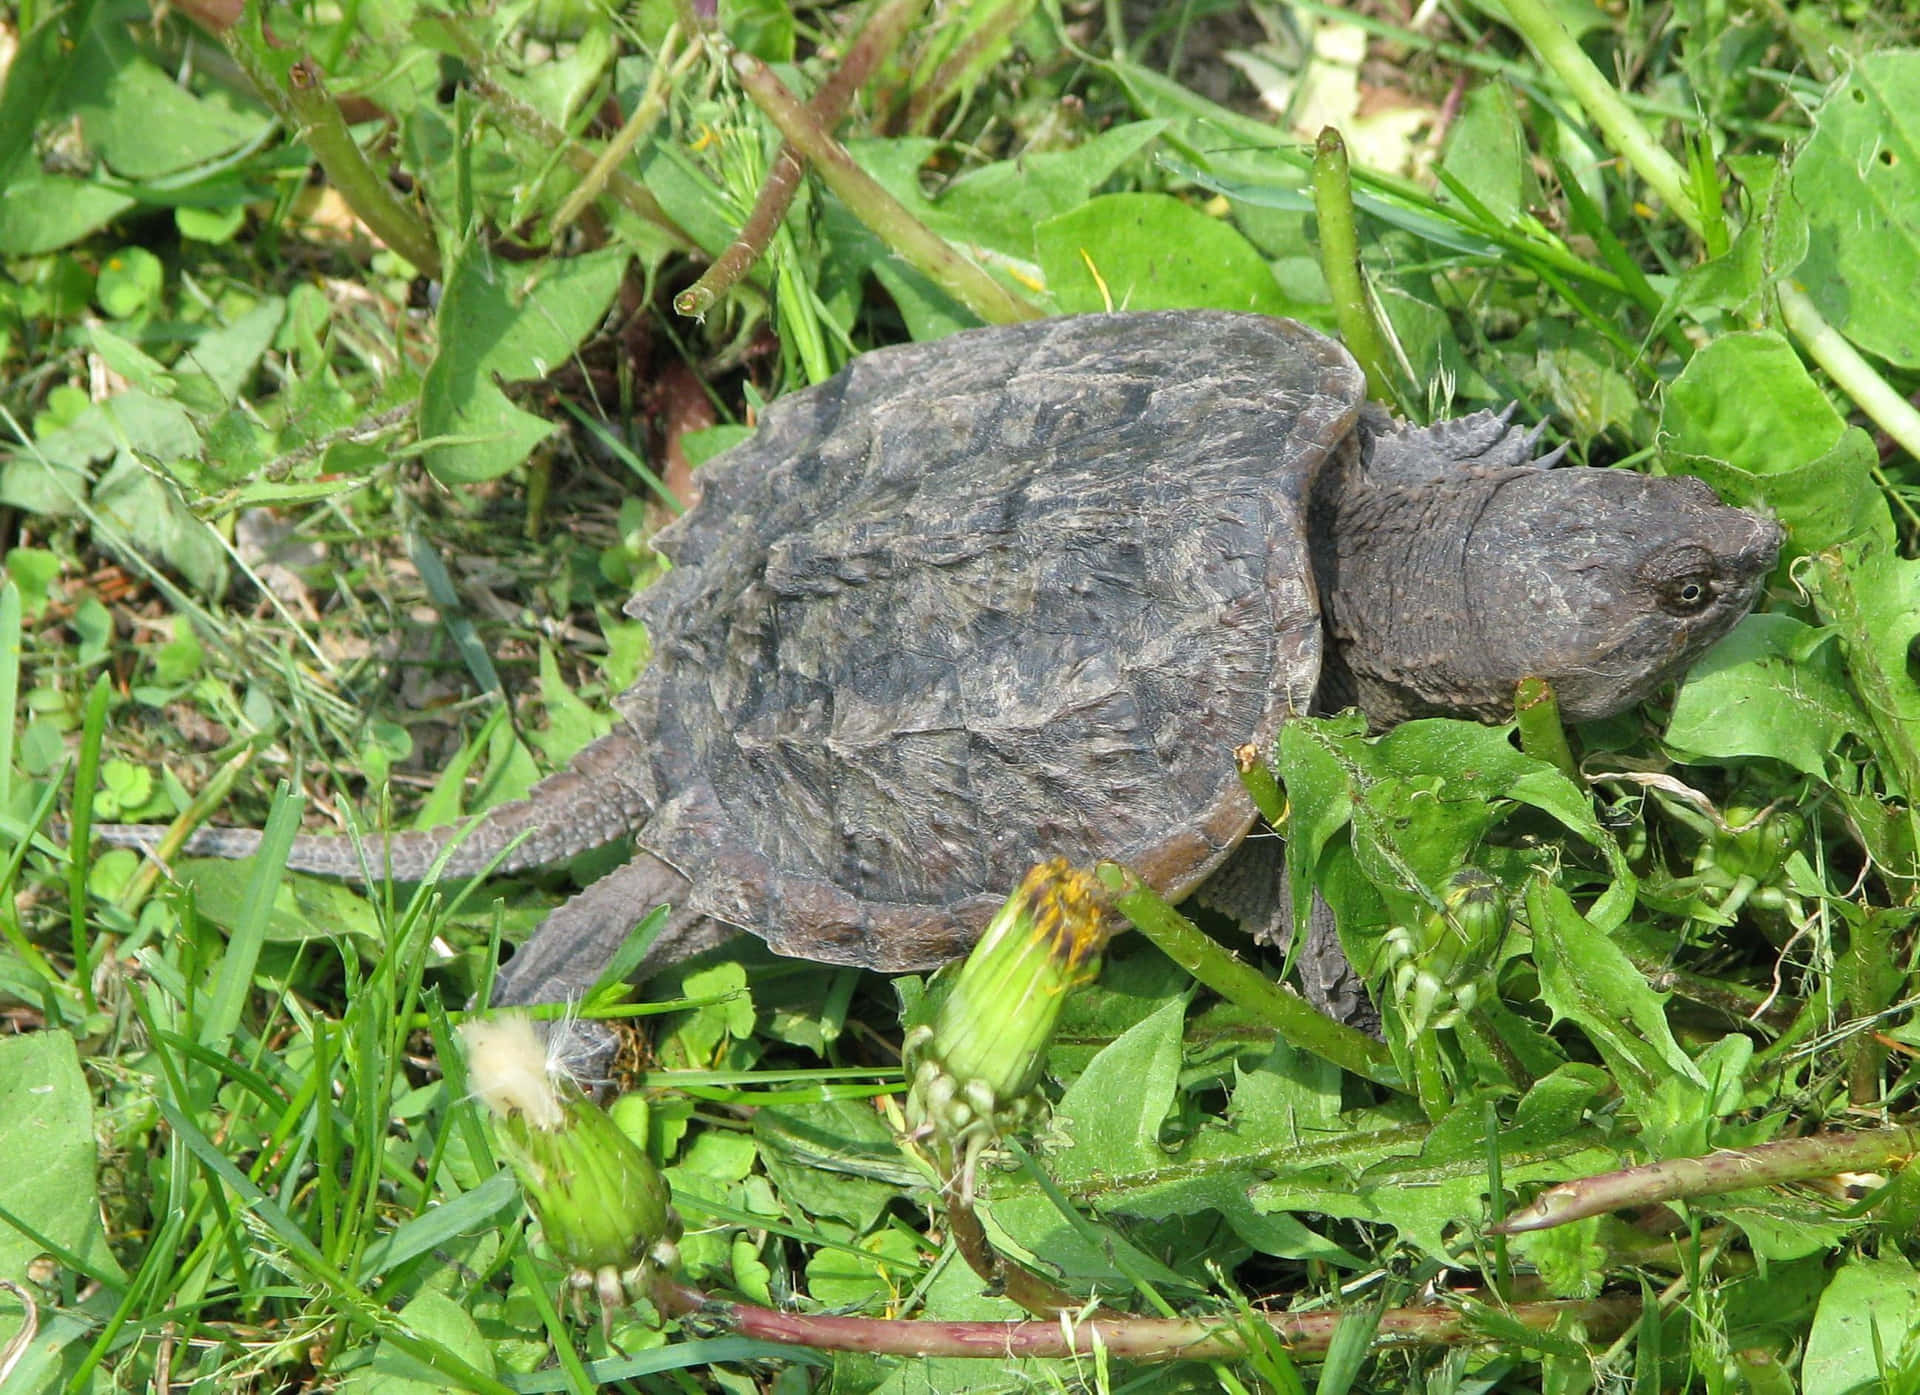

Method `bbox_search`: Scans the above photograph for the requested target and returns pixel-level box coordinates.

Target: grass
[2,0,1919,1390]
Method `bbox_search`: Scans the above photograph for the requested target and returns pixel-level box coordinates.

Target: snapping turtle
[93,312,1781,1008]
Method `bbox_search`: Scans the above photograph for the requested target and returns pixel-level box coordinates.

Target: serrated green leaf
[1790,53,1920,367]
[1807,534,1920,802]
[1530,882,1704,1107]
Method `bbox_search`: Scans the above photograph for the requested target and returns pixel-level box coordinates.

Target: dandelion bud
[904,860,1110,1191]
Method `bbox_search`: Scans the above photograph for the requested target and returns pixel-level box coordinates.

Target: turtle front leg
[489,849,723,1009]
[1193,835,1381,1037]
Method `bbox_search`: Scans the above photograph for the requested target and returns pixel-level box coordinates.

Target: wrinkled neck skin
[1312,462,1513,727]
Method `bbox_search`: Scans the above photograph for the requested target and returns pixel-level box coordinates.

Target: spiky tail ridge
[87,727,654,882]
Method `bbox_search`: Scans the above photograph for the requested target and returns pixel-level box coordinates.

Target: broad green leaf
[803,1227,922,1308]
[900,121,1165,262]
[0,1,97,191]
[1440,81,1536,227]
[1662,331,1842,473]
[1666,614,1869,778]
[1279,715,1629,956]
[1807,535,1920,802]
[420,245,628,483]
[176,862,385,946]
[0,171,137,255]
[92,457,229,597]
[1790,53,1920,367]
[755,1098,918,1231]
[0,1032,124,1289]
[338,1288,497,1395]
[981,999,1203,1292]
[180,296,287,405]
[1048,996,1185,1179]
[1803,1256,1920,1395]
[1036,193,1290,315]
[1684,428,1883,557]
[67,13,271,180]
[1663,331,1888,554]
[530,642,612,765]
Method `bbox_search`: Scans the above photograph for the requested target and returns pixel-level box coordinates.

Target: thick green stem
[1234,743,1288,828]
[1778,283,1920,461]
[1096,864,1401,1088]
[1513,677,1578,781]
[219,21,441,275]
[730,52,1042,326]
[1494,1125,1920,1234]
[1311,127,1398,405]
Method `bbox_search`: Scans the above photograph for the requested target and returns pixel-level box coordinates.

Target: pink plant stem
[652,1279,1640,1361]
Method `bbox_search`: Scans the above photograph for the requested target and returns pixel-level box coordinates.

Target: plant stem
[650,1277,1639,1359]
[1492,0,1699,228]
[730,52,1042,326]
[943,1197,1090,1317]
[1311,127,1398,406]
[551,27,701,239]
[1095,865,1401,1088]
[1513,677,1578,781]
[904,0,1035,135]
[1493,1125,1920,1234]
[1234,743,1288,828]
[678,0,929,317]
[218,25,442,276]
[1778,283,1920,461]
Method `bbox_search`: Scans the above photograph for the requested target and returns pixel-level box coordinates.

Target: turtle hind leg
[486,847,721,1010]
[87,726,655,882]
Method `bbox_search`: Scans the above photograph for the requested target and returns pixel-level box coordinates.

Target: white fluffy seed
[459,1013,568,1131]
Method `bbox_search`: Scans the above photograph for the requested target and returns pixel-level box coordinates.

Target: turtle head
[1323,463,1782,725]
[1456,468,1781,721]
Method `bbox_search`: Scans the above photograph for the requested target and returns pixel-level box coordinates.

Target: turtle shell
[618,311,1366,969]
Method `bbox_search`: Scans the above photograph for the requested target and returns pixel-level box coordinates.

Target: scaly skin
[82,313,1782,1014]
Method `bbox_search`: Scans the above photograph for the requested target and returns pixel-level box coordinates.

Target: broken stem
[729,51,1042,326]
[1311,127,1398,406]
[678,0,929,317]
[1494,1125,1920,1234]
[1513,677,1578,781]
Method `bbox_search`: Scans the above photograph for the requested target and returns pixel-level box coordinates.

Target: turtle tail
[87,726,655,882]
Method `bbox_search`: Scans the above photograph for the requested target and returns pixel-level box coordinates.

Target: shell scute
[626,311,1365,966]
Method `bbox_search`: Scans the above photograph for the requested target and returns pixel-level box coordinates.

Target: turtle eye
[1659,572,1715,617]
